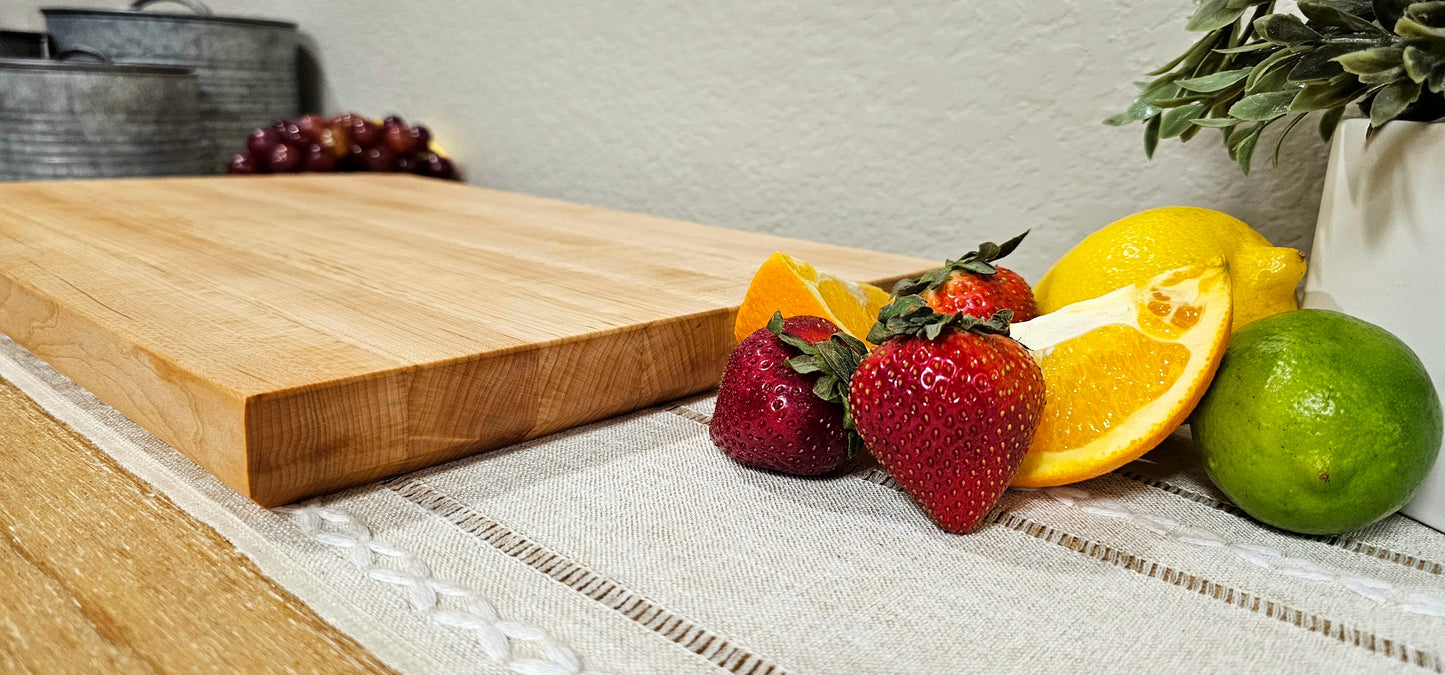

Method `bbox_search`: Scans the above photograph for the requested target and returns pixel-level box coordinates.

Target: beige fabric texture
[1,333,1442,674]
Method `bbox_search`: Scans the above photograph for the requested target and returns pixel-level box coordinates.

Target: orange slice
[734,252,891,343]
[1009,260,1232,487]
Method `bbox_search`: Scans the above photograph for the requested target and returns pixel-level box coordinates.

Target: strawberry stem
[891,230,1031,297]
[867,296,1014,344]
[766,311,869,455]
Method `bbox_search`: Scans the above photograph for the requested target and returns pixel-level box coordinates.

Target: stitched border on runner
[1114,469,1445,575]
[853,468,1443,673]
[388,477,787,675]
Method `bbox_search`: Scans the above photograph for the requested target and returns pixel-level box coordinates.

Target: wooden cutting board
[0,175,933,506]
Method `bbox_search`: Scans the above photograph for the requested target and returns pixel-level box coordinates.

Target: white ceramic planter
[1304,118,1445,531]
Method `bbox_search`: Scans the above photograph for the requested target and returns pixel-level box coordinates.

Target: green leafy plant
[1110,0,1445,174]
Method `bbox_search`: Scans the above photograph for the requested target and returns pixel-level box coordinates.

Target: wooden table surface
[0,375,390,673]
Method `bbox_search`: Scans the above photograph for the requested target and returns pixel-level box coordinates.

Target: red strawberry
[711,312,868,475]
[895,231,1038,322]
[853,299,1045,533]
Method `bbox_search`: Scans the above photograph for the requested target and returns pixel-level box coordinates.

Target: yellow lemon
[1034,207,1304,331]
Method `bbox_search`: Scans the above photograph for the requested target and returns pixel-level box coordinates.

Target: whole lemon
[1035,207,1305,331]
[1192,310,1442,535]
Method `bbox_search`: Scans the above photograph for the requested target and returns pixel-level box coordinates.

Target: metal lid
[42,0,297,30]
[0,50,194,76]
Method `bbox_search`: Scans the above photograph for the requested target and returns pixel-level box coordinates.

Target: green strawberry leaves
[891,231,1030,297]
[766,312,869,457]
[867,296,1014,344]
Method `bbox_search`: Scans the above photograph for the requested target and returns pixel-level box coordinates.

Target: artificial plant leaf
[1189,0,1250,31]
[1374,0,1414,30]
[1291,75,1368,111]
[1249,65,1301,94]
[1181,29,1230,71]
[1288,44,1356,81]
[1335,46,1406,74]
[1181,123,1204,142]
[1177,68,1252,91]
[1190,117,1245,127]
[1150,95,1210,107]
[1144,114,1162,159]
[1272,113,1308,166]
[1225,121,1253,155]
[1226,0,1264,9]
[1117,98,1164,125]
[1247,48,1302,90]
[1103,111,1133,126]
[1236,123,1266,174]
[1215,42,1280,54]
[1162,103,1208,137]
[1298,0,1385,31]
[1146,44,1195,76]
[1254,14,1321,45]
[1370,78,1424,124]
[1138,73,1183,101]
[1231,90,1300,120]
[1395,15,1445,38]
[1431,66,1445,92]
[1403,43,1445,81]
[1357,66,1407,83]
[1406,1,1445,28]
[1318,105,1348,140]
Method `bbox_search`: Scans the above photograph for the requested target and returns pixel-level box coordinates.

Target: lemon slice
[1010,260,1233,487]
[734,252,890,343]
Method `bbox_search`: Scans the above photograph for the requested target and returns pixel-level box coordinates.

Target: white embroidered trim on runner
[1034,486,1445,619]
[277,502,610,675]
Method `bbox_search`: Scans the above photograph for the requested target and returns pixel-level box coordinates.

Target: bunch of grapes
[227,113,458,180]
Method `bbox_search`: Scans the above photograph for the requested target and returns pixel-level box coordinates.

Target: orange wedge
[734,252,891,343]
[1009,260,1232,487]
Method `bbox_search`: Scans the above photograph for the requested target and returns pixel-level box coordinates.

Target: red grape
[303,143,337,172]
[268,143,302,172]
[246,128,279,157]
[295,114,328,138]
[417,153,456,179]
[228,153,259,175]
[328,127,352,157]
[315,128,345,159]
[349,117,381,147]
[232,113,458,179]
[384,124,420,155]
[278,121,313,146]
[362,145,398,172]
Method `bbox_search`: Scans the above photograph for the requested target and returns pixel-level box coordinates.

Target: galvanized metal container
[0,51,202,181]
[43,0,299,174]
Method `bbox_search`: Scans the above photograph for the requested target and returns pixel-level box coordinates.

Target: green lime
[1192,310,1442,535]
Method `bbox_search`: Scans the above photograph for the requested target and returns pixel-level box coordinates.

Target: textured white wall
[2,1,1330,280]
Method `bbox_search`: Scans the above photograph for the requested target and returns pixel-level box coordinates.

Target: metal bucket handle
[129,0,214,16]
[55,46,113,64]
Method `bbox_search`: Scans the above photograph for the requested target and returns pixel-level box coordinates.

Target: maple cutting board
[0,175,934,506]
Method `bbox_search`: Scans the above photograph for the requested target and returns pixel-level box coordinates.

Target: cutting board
[0,175,934,506]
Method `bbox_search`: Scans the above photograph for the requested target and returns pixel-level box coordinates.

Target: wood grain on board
[0,376,391,674]
[0,175,933,505]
